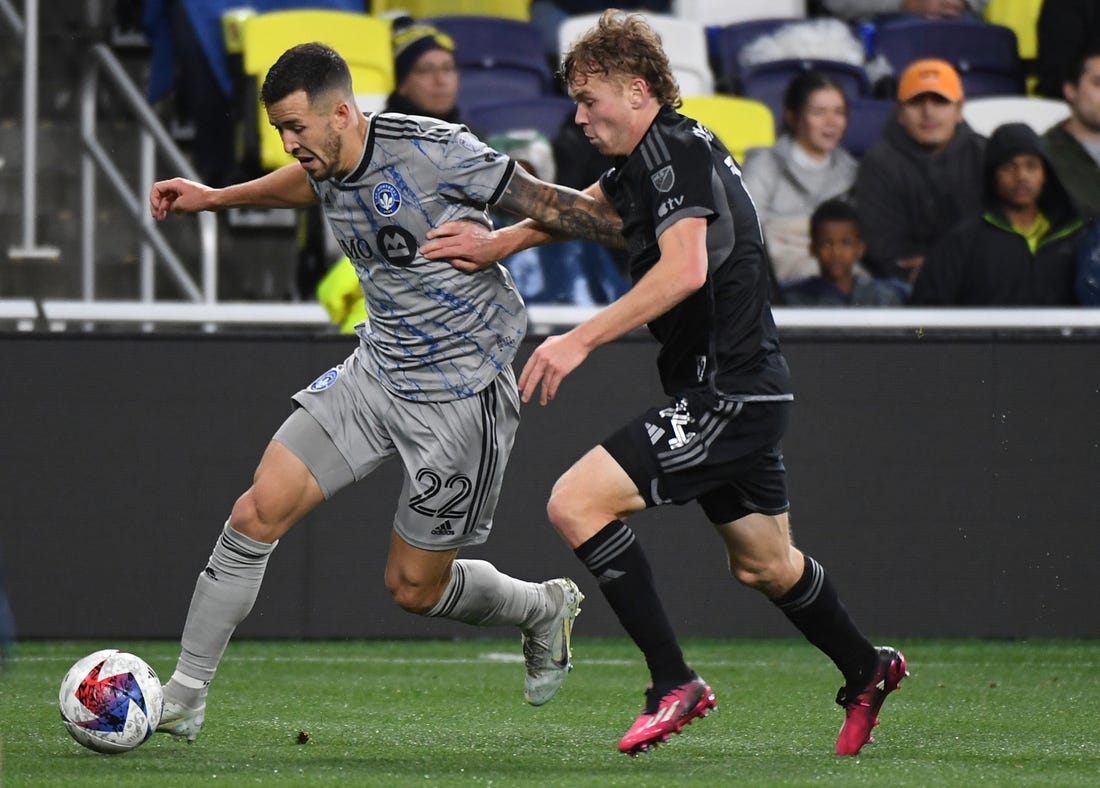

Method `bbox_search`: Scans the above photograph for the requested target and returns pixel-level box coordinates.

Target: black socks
[575,520,693,687]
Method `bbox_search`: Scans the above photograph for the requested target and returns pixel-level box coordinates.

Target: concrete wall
[3,331,1098,640]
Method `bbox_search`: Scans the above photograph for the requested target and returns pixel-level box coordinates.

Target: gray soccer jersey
[310,113,526,402]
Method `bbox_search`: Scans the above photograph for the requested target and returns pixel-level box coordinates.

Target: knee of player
[385,576,439,615]
[545,487,579,533]
[228,491,280,544]
[729,557,786,594]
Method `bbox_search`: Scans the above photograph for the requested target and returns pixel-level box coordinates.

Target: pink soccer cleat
[618,674,716,756]
[835,646,908,756]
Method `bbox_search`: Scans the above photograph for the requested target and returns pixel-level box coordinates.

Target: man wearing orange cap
[854,58,986,283]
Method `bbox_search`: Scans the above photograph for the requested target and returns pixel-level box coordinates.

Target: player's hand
[518,332,590,406]
[422,221,503,273]
[149,177,214,220]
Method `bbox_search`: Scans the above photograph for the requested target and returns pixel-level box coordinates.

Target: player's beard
[311,126,345,181]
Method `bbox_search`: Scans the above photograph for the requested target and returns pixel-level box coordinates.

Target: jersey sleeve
[644,128,718,238]
[436,128,517,208]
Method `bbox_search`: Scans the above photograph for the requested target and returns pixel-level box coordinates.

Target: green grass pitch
[3,638,1099,786]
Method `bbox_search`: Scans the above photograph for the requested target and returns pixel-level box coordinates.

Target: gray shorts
[273,347,520,551]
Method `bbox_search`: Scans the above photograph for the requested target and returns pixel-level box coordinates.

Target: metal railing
[0,303,1095,335]
[80,43,218,303]
[5,0,59,263]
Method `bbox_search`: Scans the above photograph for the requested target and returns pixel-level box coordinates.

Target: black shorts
[602,391,791,525]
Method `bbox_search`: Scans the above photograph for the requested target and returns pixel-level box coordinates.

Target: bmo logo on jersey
[376,226,418,267]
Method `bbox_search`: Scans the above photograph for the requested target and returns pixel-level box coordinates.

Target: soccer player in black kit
[423,9,906,758]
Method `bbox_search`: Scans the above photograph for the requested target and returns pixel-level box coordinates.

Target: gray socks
[425,559,555,631]
[167,521,276,698]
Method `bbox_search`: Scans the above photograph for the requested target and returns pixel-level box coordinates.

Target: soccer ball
[58,649,163,754]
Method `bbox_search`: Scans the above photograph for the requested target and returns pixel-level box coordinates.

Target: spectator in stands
[1036,0,1100,100]
[1075,220,1100,305]
[911,122,1084,305]
[142,0,366,187]
[854,58,985,283]
[782,199,908,305]
[743,70,860,284]
[384,18,463,123]
[315,254,365,334]
[817,0,987,21]
[1043,46,1100,221]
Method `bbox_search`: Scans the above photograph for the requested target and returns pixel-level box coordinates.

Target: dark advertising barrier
[2,330,1097,640]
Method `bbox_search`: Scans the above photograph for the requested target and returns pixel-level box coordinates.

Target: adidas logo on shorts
[430,521,455,536]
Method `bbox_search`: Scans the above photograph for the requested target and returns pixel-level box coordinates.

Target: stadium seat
[465,96,577,139]
[739,59,871,134]
[671,0,805,27]
[372,0,530,21]
[961,95,1070,136]
[841,96,894,157]
[873,17,1025,98]
[678,95,775,162]
[559,13,715,96]
[235,10,392,173]
[710,18,802,93]
[456,70,554,113]
[984,0,1041,62]
[430,16,552,111]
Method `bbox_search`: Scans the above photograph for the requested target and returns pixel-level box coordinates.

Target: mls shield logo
[373,182,401,216]
[650,165,675,193]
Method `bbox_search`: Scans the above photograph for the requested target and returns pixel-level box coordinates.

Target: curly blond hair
[560,9,681,109]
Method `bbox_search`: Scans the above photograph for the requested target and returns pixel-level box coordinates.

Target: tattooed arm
[495,166,625,250]
[421,168,623,271]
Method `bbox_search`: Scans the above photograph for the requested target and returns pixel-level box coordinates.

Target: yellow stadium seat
[983,0,1042,93]
[371,0,530,21]
[984,0,1041,61]
[235,10,394,172]
[677,95,775,162]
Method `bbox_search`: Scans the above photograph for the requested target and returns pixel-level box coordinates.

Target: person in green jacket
[913,122,1085,305]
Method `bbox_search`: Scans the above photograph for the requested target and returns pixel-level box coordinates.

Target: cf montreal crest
[308,367,340,392]
[373,182,401,216]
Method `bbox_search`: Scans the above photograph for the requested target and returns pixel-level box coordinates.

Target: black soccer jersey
[599,106,792,401]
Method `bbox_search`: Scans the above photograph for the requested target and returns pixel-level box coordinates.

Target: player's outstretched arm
[497,168,624,249]
[422,172,623,272]
[149,163,318,220]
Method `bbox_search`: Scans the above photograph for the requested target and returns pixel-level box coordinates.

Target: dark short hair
[810,198,861,240]
[261,42,353,107]
[1066,44,1100,86]
[782,70,847,134]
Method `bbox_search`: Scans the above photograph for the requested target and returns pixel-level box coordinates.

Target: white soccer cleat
[522,577,584,706]
[157,698,206,742]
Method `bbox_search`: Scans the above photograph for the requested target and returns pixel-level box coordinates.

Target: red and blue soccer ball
[58,649,163,754]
